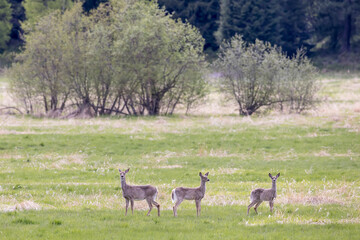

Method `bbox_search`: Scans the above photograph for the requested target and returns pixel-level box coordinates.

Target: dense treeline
[1,0,360,58]
[8,0,319,117]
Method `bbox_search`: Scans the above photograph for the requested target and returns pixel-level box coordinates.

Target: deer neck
[121,177,127,191]
[272,181,277,192]
[200,180,206,193]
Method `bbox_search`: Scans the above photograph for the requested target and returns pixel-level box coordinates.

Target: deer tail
[153,187,158,201]
[250,191,255,202]
[171,189,177,203]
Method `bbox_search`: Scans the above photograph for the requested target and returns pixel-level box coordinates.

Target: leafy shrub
[213,35,319,115]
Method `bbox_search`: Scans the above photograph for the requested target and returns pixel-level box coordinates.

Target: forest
[1,0,360,65]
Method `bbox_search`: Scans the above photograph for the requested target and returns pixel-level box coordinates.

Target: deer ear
[125,168,130,173]
[205,172,209,176]
[199,172,203,177]
[276,173,280,178]
[118,169,122,172]
[269,173,273,178]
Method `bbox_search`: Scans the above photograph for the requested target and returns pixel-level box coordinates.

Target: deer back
[175,186,205,201]
[260,188,276,201]
[123,184,157,200]
[251,188,276,202]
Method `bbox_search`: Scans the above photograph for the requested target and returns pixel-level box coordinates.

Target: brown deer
[119,168,160,216]
[247,173,280,216]
[171,172,210,217]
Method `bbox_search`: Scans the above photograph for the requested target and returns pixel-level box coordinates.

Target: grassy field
[0,74,359,239]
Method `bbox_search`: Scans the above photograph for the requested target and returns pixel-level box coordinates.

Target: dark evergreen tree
[82,0,108,12]
[215,0,283,48]
[158,0,220,51]
[279,0,313,55]
[0,0,12,52]
[8,0,26,50]
[309,0,360,53]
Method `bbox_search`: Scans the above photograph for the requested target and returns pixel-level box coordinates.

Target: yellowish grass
[0,201,41,212]
[156,165,183,169]
[0,153,23,159]
[278,181,358,206]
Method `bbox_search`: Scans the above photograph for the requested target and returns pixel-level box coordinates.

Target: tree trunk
[43,96,48,113]
[341,13,352,53]
[148,98,161,116]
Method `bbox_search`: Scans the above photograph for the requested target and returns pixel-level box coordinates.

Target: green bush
[213,35,319,115]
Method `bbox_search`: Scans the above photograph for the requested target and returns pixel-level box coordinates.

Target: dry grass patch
[0,201,41,212]
[143,151,190,164]
[314,150,332,157]
[261,149,299,161]
[278,182,358,206]
[155,165,183,169]
[203,194,247,206]
[213,168,242,175]
[25,153,88,169]
[51,154,86,169]
[313,150,359,158]
[0,153,23,159]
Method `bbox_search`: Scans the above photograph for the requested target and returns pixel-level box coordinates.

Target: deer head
[268,173,280,183]
[199,172,210,182]
[119,168,130,181]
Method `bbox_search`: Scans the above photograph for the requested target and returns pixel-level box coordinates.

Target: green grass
[0,76,360,239]
[1,208,360,240]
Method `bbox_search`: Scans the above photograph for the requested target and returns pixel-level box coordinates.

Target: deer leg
[130,199,134,215]
[151,200,160,217]
[173,199,183,217]
[247,200,257,216]
[269,201,274,213]
[254,201,262,214]
[146,198,153,216]
[125,198,129,216]
[195,200,201,217]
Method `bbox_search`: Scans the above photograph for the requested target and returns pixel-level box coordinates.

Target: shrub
[213,35,319,115]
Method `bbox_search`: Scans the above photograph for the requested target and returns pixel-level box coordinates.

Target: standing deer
[171,172,210,217]
[247,173,280,216]
[119,168,160,216]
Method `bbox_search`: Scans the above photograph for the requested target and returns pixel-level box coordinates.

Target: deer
[247,173,280,216]
[118,168,160,216]
[171,172,210,217]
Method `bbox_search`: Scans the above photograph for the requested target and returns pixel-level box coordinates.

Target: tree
[275,49,319,113]
[279,0,313,55]
[213,35,319,115]
[0,0,12,52]
[215,0,282,48]
[158,0,220,51]
[215,0,314,56]
[113,0,206,115]
[309,0,360,53]
[82,0,108,12]
[6,0,25,51]
[10,9,72,114]
[9,0,207,117]
[23,0,72,25]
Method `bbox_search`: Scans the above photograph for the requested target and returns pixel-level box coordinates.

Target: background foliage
[8,1,207,116]
[1,0,360,62]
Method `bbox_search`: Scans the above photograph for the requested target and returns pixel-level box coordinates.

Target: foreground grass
[1,208,359,240]
[0,76,359,239]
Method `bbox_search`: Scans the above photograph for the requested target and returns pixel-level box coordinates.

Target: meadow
[0,74,359,239]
